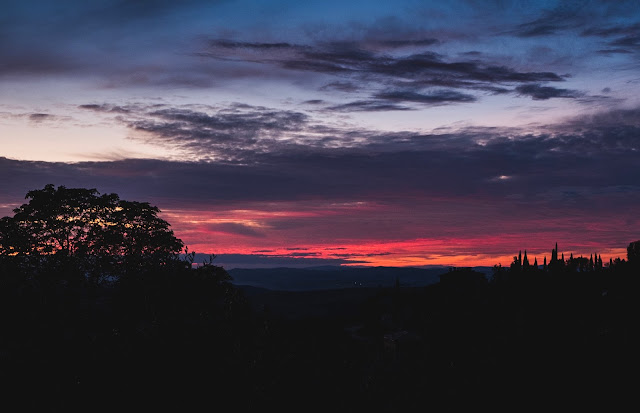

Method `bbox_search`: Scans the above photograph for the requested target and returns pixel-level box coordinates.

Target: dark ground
[1,262,639,412]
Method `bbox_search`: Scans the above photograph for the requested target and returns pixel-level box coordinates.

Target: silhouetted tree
[567,252,576,272]
[510,253,521,273]
[627,240,640,264]
[0,184,183,277]
[492,264,507,283]
[0,216,30,256]
[6,185,105,255]
[549,243,565,272]
[519,250,522,266]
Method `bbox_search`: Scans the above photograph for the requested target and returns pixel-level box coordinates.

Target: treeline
[2,240,635,411]
[1,185,639,411]
[500,241,638,275]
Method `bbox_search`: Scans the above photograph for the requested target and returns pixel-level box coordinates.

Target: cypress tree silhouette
[518,250,522,267]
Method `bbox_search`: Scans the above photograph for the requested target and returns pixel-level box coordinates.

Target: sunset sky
[1,0,639,268]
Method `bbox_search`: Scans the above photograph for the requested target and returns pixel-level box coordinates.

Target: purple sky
[1,0,639,268]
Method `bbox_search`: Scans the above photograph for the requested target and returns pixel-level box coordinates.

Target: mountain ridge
[228,265,494,291]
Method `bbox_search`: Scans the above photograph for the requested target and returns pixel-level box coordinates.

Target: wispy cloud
[207,222,266,238]
[515,84,583,100]
[20,104,639,210]
[374,90,477,104]
[198,38,579,109]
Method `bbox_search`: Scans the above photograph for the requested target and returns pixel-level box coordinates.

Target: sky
[1,0,639,268]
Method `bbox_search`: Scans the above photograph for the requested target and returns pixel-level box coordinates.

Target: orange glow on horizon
[177,236,629,268]
[160,207,633,268]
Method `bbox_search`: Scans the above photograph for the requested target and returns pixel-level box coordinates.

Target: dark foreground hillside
[3,186,636,411]
[228,265,451,291]
[1,255,639,411]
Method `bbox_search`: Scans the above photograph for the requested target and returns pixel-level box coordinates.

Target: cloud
[609,35,640,48]
[199,39,571,110]
[510,8,586,38]
[596,48,633,55]
[5,1,609,111]
[514,23,564,38]
[374,90,477,104]
[515,84,583,100]
[582,22,640,38]
[508,2,640,39]
[207,40,298,50]
[3,1,640,263]
[326,100,413,112]
[76,100,640,161]
[206,253,359,269]
[28,113,55,122]
[78,104,133,114]
[207,222,265,238]
[582,22,640,52]
[80,103,315,161]
[561,106,640,128]
[0,1,235,88]
[319,81,360,92]
[366,38,440,49]
[8,104,640,214]
[1,0,637,108]
[324,89,477,112]
[3,104,640,260]
[286,252,321,257]
[281,45,565,83]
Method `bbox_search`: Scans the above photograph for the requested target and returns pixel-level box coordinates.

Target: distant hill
[228,265,493,291]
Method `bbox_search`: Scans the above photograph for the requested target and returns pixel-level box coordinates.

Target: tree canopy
[0,184,183,265]
[628,240,640,264]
